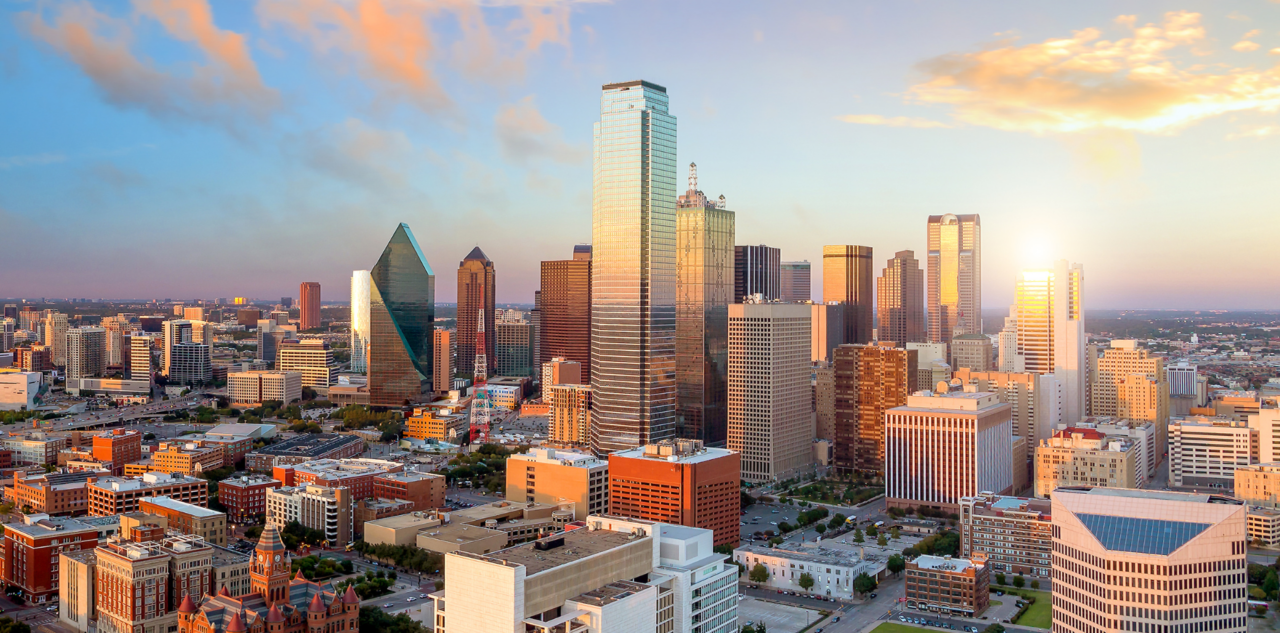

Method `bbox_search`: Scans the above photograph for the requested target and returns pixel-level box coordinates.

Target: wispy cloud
[21,1,279,131]
[0,153,67,170]
[835,114,950,128]
[494,95,586,164]
[284,118,419,190]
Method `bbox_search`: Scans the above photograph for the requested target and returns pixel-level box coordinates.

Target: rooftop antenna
[688,162,697,192]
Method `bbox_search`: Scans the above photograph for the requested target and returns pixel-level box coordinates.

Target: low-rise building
[227,370,302,407]
[1168,416,1257,490]
[1248,506,1280,548]
[140,496,227,546]
[87,472,209,516]
[153,441,225,476]
[404,408,470,443]
[733,544,888,600]
[244,433,363,472]
[420,500,574,550]
[6,470,104,516]
[1235,463,1280,509]
[217,473,282,523]
[3,431,68,466]
[905,555,991,616]
[373,470,445,511]
[1034,427,1139,497]
[1,513,101,603]
[354,498,415,534]
[271,457,402,498]
[478,384,521,410]
[363,512,441,547]
[506,447,608,521]
[959,493,1052,578]
[92,428,143,476]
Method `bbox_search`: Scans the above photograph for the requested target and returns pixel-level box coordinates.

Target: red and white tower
[473,308,488,384]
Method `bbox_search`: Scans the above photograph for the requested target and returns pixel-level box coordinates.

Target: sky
[2,0,1279,310]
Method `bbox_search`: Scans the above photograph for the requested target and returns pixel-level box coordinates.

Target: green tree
[983,625,1006,633]
[798,572,815,591]
[887,555,905,577]
[1012,575,1025,589]
[1030,579,1040,590]
[0,616,32,633]
[828,514,847,530]
[815,524,827,535]
[853,572,877,596]
[890,526,900,540]
[877,534,888,547]
[1264,569,1279,599]
[749,563,770,583]
[866,523,878,537]
[995,573,1006,586]
[852,528,864,543]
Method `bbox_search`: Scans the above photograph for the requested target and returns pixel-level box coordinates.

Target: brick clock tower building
[177,524,358,633]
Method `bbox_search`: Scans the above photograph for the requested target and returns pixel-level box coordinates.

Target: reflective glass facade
[590,80,678,455]
[676,172,734,447]
[927,214,982,344]
[822,245,874,345]
[368,223,435,407]
[876,250,925,345]
[350,270,370,373]
[539,253,591,369]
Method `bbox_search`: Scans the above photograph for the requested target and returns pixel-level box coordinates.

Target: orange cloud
[495,95,585,164]
[257,0,573,113]
[835,114,950,128]
[23,1,278,127]
[903,11,1280,135]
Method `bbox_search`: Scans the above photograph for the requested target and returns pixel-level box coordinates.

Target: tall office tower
[590,79,678,455]
[823,245,874,345]
[728,302,813,483]
[1167,361,1198,397]
[182,306,206,322]
[2,305,15,320]
[163,320,193,376]
[548,384,593,447]
[1051,487,1247,633]
[810,303,845,363]
[350,270,370,373]
[733,244,780,303]
[101,316,129,366]
[42,312,68,367]
[675,162,735,446]
[876,250,925,346]
[885,389,1013,513]
[456,247,496,377]
[0,318,13,353]
[495,319,535,378]
[780,261,811,302]
[432,329,454,393]
[277,339,336,390]
[832,343,918,474]
[926,214,982,345]
[256,321,295,367]
[815,362,836,441]
[299,282,321,330]
[1014,260,1086,424]
[65,327,107,380]
[368,223,435,407]
[540,245,592,368]
[530,290,541,373]
[126,334,153,381]
[1093,340,1169,452]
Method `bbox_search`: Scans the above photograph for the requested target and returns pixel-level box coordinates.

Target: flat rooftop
[736,544,886,572]
[914,555,974,573]
[480,528,646,576]
[142,495,223,518]
[252,433,361,457]
[453,501,556,524]
[570,580,651,607]
[611,440,733,465]
[367,513,439,530]
[418,522,504,544]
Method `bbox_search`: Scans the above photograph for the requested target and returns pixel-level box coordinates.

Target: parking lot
[738,595,828,633]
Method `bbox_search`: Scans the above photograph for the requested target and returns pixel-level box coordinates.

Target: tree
[877,535,888,547]
[815,524,827,535]
[983,625,1005,633]
[1013,575,1026,589]
[749,563,770,583]
[887,555,906,576]
[1264,569,1279,599]
[853,572,877,596]
[798,572,815,591]
[890,526,900,540]
[852,528,864,543]
[866,523,878,537]
[741,490,756,508]
[995,573,1006,586]
[0,616,31,633]
[828,514,847,530]
[1030,579,1040,590]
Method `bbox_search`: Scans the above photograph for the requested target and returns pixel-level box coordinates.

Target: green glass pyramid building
[368,223,435,407]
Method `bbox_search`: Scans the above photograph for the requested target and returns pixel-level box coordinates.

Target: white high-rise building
[1167,361,1198,397]
[728,302,813,483]
[101,316,130,366]
[65,327,107,381]
[0,318,14,353]
[590,80,678,455]
[350,270,370,373]
[43,313,68,367]
[997,307,1022,371]
[1013,260,1085,424]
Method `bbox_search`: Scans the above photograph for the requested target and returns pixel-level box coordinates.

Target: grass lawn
[988,600,1002,606]
[997,588,1052,629]
[872,623,937,633]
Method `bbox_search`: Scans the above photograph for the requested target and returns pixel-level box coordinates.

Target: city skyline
[3,2,1279,309]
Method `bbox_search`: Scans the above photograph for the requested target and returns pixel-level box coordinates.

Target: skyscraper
[833,343,917,474]
[456,247,495,377]
[368,223,435,407]
[728,302,813,483]
[1012,260,1086,424]
[66,327,107,381]
[733,244,780,303]
[590,79,677,455]
[676,162,734,447]
[927,214,982,345]
[539,245,592,368]
[43,312,68,367]
[432,328,454,393]
[780,261,811,302]
[822,245,874,345]
[350,271,370,373]
[876,250,925,346]
[299,282,321,330]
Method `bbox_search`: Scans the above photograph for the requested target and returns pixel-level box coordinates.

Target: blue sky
[2,0,1279,309]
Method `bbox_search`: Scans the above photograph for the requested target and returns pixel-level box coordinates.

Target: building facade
[950,333,993,372]
[368,223,435,407]
[876,250,925,346]
[349,271,370,373]
[1168,416,1256,489]
[431,328,453,393]
[733,244,780,303]
[959,493,1052,578]
[539,246,592,369]
[548,384,593,448]
[505,448,609,521]
[822,245,873,345]
[833,343,917,474]
[219,473,283,523]
[298,282,320,330]
[228,371,302,408]
[780,261,811,302]
[926,214,981,345]
[609,440,740,547]
[456,247,496,377]
[1034,428,1138,497]
[905,555,990,616]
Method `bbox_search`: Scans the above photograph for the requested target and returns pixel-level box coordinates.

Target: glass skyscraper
[350,270,370,373]
[590,79,678,455]
[676,162,734,447]
[927,213,982,344]
[823,245,875,345]
[368,223,435,407]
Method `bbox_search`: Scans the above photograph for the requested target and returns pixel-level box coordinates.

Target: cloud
[284,118,417,189]
[22,1,278,130]
[835,114,951,128]
[0,153,67,170]
[902,11,1280,135]
[257,0,574,114]
[1233,40,1260,52]
[494,95,586,164]
[1227,125,1278,139]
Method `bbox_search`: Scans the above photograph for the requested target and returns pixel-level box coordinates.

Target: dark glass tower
[368,223,435,407]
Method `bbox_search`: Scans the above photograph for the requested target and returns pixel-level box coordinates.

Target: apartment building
[1248,507,1280,548]
[505,448,609,521]
[227,370,301,407]
[152,442,225,476]
[0,513,101,603]
[92,429,143,476]
[265,484,352,547]
[272,457,402,498]
[547,384,592,448]
[6,470,103,516]
[3,432,68,466]
[959,493,1052,578]
[372,471,446,512]
[275,339,336,391]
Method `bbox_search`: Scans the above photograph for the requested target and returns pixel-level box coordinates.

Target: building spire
[688,162,697,192]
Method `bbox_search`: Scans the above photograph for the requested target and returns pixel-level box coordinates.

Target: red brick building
[608,439,741,547]
[0,514,100,603]
[177,524,358,633]
[6,470,104,516]
[93,428,143,476]
[219,473,283,523]
[372,471,445,511]
[272,458,402,499]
